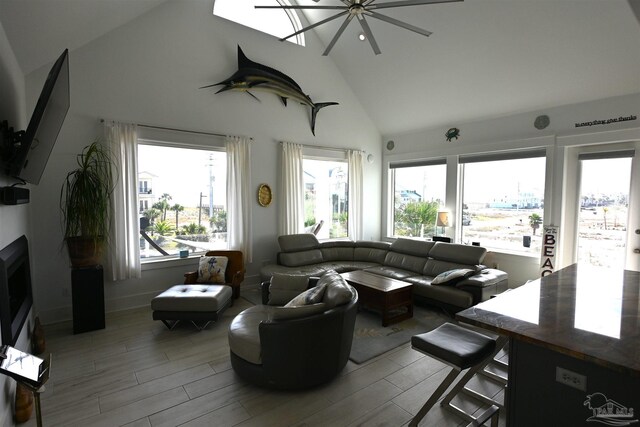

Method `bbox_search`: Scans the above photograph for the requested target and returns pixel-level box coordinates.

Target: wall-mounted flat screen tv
[6,49,69,185]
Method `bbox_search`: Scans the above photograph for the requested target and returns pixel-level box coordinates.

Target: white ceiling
[1,0,639,136]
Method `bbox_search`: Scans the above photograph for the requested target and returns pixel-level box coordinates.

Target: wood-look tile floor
[27,294,507,427]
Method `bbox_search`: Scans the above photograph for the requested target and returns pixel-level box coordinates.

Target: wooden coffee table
[340,270,413,326]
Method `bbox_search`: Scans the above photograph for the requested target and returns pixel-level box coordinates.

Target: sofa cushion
[383,251,427,274]
[278,233,320,252]
[279,249,324,267]
[423,259,484,278]
[431,269,475,285]
[407,277,474,308]
[363,266,417,280]
[320,241,355,262]
[353,240,390,263]
[196,256,227,283]
[261,263,328,279]
[228,305,269,365]
[285,283,327,306]
[271,303,327,320]
[390,238,435,257]
[429,242,487,265]
[268,274,309,305]
[324,282,355,309]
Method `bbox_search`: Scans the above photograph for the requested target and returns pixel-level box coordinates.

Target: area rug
[349,306,451,364]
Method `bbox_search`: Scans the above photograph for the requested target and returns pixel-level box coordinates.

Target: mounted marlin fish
[201,46,338,135]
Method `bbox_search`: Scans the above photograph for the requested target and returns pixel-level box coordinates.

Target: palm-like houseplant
[60,141,116,267]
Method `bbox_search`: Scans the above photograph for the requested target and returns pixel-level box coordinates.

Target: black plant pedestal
[71,265,105,334]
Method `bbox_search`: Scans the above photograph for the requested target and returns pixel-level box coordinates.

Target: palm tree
[153,193,172,221]
[394,201,439,237]
[143,208,161,226]
[181,223,206,235]
[528,213,542,235]
[153,220,174,236]
[171,204,184,229]
[210,210,227,232]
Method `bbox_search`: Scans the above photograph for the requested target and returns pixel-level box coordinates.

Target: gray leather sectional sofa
[260,234,508,312]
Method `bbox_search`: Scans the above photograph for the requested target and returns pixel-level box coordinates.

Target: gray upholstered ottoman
[151,284,233,330]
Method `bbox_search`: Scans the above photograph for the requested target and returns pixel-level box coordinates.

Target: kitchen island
[457,264,640,426]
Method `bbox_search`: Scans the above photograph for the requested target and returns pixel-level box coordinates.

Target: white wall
[24,0,382,324]
[383,93,640,287]
[0,19,35,427]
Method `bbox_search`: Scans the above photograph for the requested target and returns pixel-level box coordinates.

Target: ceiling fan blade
[255,5,345,9]
[368,0,463,10]
[363,0,377,5]
[280,10,349,41]
[366,10,432,37]
[323,14,355,56]
[357,15,381,55]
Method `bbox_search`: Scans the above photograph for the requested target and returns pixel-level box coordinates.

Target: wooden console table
[341,270,413,326]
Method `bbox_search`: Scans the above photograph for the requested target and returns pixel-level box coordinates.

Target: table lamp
[436,211,450,236]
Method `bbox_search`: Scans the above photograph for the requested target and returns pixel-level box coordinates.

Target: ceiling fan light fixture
[257,0,464,56]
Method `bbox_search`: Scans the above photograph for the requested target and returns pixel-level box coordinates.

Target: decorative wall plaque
[257,184,272,207]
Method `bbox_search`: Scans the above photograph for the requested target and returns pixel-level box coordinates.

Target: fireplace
[0,235,33,346]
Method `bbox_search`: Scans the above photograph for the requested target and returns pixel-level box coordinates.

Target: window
[137,143,227,259]
[460,151,546,253]
[390,161,446,238]
[213,0,305,46]
[303,158,348,239]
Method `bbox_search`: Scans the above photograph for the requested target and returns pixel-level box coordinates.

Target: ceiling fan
[256,0,463,56]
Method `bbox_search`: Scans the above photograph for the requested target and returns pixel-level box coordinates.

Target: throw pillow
[271,303,327,320]
[268,274,310,305]
[285,283,327,307]
[322,278,354,308]
[196,256,228,283]
[431,268,474,286]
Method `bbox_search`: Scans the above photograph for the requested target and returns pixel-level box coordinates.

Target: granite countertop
[457,264,640,376]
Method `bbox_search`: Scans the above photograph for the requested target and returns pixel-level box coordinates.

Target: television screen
[8,49,69,185]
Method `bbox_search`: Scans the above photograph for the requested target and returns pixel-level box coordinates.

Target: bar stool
[409,323,507,427]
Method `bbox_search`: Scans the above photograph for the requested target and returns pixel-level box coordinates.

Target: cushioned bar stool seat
[409,323,504,427]
[152,284,233,330]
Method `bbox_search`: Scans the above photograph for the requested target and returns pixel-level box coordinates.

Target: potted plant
[60,141,116,267]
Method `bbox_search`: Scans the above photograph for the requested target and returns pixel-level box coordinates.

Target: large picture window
[390,161,446,238]
[303,158,348,239]
[137,143,227,259]
[460,151,546,253]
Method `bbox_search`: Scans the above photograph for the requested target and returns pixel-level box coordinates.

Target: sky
[138,144,226,209]
[394,156,633,206]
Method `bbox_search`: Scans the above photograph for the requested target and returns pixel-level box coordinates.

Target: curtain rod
[280,141,364,153]
[100,119,253,140]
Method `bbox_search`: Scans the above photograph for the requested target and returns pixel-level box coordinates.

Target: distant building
[489,191,542,209]
[398,190,422,203]
[138,171,157,213]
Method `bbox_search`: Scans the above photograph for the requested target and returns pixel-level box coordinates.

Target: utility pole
[198,192,207,226]
[208,154,215,217]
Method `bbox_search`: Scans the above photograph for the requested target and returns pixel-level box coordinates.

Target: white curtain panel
[104,121,141,280]
[226,136,253,263]
[279,142,305,235]
[348,150,364,240]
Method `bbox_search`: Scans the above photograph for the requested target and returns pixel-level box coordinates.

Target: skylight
[213,0,305,46]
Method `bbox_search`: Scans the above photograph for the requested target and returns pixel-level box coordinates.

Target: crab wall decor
[445,127,460,142]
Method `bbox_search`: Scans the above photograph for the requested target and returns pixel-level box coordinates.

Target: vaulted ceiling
[1,0,639,136]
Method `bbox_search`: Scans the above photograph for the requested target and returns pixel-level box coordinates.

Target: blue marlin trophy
[202,46,338,135]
